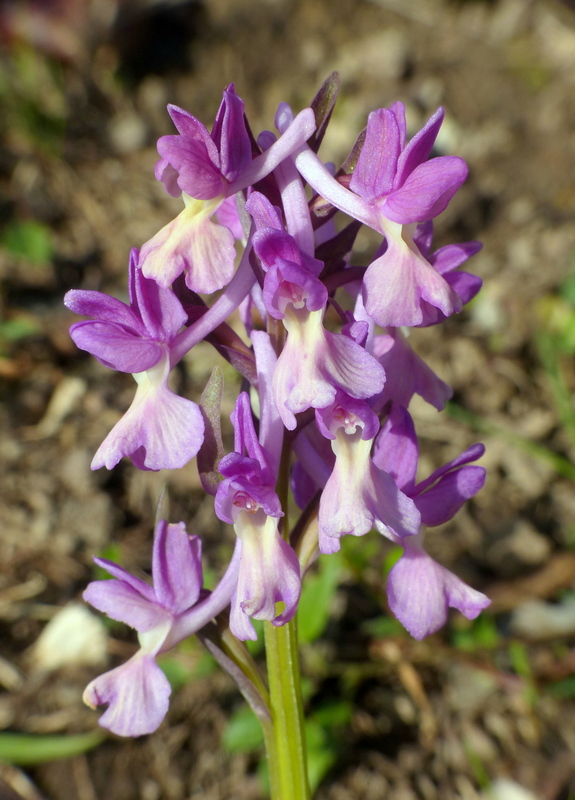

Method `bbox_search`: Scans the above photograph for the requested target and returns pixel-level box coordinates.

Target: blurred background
[1,0,575,798]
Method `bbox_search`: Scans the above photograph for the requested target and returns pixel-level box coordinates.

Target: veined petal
[83,653,171,737]
[230,509,301,639]
[387,543,490,639]
[363,224,461,327]
[91,358,204,471]
[140,196,236,294]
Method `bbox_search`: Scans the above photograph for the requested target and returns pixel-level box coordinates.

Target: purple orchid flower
[83,520,240,736]
[315,392,420,554]
[247,192,385,430]
[215,393,301,640]
[140,86,316,294]
[292,103,468,327]
[373,406,490,638]
[64,249,204,471]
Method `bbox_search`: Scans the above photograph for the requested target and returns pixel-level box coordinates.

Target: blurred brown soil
[2,0,575,798]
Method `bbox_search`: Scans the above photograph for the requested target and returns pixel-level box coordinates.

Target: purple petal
[350,108,401,202]
[394,106,444,188]
[383,156,468,224]
[83,653,171,736]
[91,362,205,471]
[166,104,220,166]
[91,557,156,601]
[84,579,170,632]
[69,321,164,373]
[414,465,486,527]
[152,521,203,614]
[387,545,490,639]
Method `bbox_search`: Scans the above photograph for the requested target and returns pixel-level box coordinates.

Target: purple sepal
[69,320,164,373]
[394,106,443,187]
[157,134,224,200]
[211,84,252,183]
[91,357,204,472]
[411,443,486,526]
[387,538,490,640]
[214,393,282,523]
[414,466,486,527]
[83,653,171,737]
[382,156,468,225]
[152,521,203,614]
[84,579,170,632]
[349,107,400,201]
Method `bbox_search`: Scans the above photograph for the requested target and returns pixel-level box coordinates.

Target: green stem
[264,617,310,800]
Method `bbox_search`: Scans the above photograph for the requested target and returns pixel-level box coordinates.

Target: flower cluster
[66,76,489,736]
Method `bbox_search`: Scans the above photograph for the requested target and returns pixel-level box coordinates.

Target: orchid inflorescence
[65,74,489,739]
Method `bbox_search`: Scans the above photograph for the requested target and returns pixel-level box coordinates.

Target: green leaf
[221,706,264,754]
[1,220,53,264]
[547,676,575,699]
[0,730,105,765]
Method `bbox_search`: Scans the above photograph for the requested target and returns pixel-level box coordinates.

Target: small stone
[31,603,108,671]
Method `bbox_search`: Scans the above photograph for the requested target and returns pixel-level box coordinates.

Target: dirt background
[2,0,575,798]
